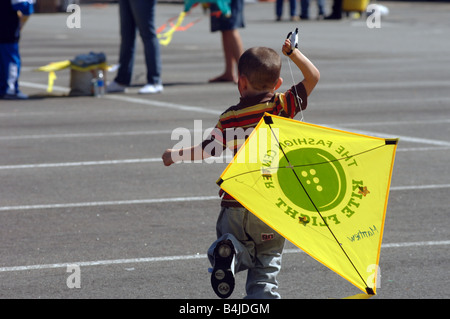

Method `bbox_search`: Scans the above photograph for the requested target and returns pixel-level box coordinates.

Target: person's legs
[208,207,255,273]
[275,0,283,19]
[130,0,162,86]
[115,0,136,86]
[245,255,283,299]
[300,0,310,19]
[289,0,297,18]
[325,0,342,19]
[208,207,256,298]
[0,43,25,98]
[209,29,243,83]
[317,0,326,17]
[208,207,285,299]
[244,212,285,299]
[209,0,244,83]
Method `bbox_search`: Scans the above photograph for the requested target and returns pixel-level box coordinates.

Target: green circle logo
[278,148,347,212]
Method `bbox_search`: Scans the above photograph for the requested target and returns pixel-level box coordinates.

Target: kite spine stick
[267,119,373,294]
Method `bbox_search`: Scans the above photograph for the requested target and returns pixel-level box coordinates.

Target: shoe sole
[211,240,235,299]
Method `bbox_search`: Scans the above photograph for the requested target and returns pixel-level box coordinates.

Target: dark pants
[115,0,161,86]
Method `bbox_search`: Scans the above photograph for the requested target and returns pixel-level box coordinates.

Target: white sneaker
[138,83,163,94]
[106,81,126,93]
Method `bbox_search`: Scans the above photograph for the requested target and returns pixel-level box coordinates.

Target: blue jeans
[301,0,325,18]
[115,0,161,86]
[276,0,297,18]
[0,43,20,95]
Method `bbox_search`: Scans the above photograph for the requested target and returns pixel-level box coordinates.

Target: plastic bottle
[97,70,105,97]
[92,78,99,97]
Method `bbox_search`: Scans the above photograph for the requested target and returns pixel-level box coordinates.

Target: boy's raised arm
[282,39,320,97]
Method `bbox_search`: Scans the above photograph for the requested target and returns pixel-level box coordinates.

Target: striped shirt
[202,82,308,207]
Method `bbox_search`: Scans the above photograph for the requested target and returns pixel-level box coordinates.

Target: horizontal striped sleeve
[282,82,308,118]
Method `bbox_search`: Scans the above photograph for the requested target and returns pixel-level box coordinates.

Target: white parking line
[0,158,163,170]
[0,240,449,273]
[0,130,175,140]
[0,142,448,170]
[0,195,219,212]
[18,81,221,116]
[0,183,449,212]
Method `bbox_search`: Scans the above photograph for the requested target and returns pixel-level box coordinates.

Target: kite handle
[285,28,299,56]
[284,27,304,121]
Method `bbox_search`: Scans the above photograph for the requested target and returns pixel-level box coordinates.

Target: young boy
[162,38,319,298]
[0,0,34,99]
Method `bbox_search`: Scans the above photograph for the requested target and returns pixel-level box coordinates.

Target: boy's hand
[162,149,175,166]
[282,39,294,56]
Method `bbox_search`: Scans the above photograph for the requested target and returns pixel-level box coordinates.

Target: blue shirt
[0,0,34,43]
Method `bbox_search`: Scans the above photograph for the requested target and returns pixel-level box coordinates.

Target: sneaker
[106,81,126,93]
[211,240,235,299]
[138,83,163,94]
[0,91,28,100]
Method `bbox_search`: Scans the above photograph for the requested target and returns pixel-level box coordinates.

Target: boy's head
[238,47,282,94]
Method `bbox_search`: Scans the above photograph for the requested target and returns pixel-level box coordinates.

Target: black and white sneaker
[211,240,235,299]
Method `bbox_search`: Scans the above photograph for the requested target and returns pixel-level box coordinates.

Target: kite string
[287,56,304,122]
[267,121,373,294]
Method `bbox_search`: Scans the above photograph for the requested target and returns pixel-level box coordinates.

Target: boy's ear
[274,77,283,90]
[238,74,248,95]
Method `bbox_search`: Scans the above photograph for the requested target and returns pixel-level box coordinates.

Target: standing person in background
[107,0,163,94]
[300,0,326,20]
[0,0,34,100]
[325,0,342,20]
[208,0,245,84]
[275,0,298,22]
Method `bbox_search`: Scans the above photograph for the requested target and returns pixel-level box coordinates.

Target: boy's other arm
[162,144,213,166]
[282,40,320,96]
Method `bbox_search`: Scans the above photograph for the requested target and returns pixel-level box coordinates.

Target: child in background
[0,0,34,100]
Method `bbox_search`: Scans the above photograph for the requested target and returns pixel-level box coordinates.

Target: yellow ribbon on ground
[35,61,110,93]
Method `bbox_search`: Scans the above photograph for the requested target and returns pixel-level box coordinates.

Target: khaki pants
[207,206,286,299]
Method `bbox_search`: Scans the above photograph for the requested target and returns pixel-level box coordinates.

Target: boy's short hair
[238,47,281,91]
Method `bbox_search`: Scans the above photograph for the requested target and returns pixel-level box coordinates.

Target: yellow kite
[217,113,398,296]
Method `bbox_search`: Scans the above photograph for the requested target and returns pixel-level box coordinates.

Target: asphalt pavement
[0,0,449,303]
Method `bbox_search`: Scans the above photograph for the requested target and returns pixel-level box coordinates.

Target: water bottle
[97,70,105,96]
[92,78,99,97]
